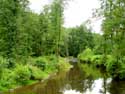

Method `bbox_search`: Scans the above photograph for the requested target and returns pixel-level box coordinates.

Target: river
[4,64,125,94]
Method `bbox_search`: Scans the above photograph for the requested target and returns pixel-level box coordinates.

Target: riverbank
[78,48,125,80]
[5,62,122,94]
[0,55,71,91]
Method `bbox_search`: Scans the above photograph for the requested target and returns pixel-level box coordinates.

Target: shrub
[31,57,47,70]
[78,48,94,63]
[30,55,58,70]
[29,66,49,80]
[14,65,31,85]
[30,55,59,72]
[105,56,125,79]
[91,55,103,66]
[57,57,71,72]
[0,69,16,90]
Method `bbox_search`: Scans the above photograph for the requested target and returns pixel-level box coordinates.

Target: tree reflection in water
[109,80,125,94]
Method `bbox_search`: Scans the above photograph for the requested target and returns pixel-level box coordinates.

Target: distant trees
[60,25,94,57]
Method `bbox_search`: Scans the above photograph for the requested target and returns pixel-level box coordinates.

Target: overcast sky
[29,0,102,33]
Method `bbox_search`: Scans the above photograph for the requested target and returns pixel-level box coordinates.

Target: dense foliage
[78,0,125,80]
[0,0,125,91]
[0,0,72,90]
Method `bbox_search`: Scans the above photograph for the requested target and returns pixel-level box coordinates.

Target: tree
[0,0,30,65]
[61,24,94,57]
[99,0,125,79]
[49,0,65,56]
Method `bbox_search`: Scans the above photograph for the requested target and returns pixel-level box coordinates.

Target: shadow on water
[4,63,125,94]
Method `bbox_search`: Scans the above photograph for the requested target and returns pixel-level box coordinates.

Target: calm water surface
[5,64,125,94]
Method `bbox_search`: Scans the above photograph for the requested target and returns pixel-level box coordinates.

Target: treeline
[60,25,94,57]
[0,0,94,63]
[0,0,64,63]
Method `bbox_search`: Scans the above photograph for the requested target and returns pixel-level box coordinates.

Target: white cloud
[64,0,100,27]
[64,0,101,33]
[91,19,102,33]
[29,0,50,13]
[29,0,102,33]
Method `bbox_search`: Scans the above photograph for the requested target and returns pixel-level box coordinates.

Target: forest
[0,0,125,93]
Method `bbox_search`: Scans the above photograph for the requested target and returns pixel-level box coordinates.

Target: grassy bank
[0,55,71,91]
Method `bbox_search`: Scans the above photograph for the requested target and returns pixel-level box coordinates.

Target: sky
[29,0,102,33]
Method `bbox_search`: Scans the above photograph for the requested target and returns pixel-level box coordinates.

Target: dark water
[5,64,125,94]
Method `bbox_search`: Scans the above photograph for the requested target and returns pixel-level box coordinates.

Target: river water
[5,64,125,94]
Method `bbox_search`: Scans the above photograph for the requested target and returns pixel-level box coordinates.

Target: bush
[30,55,58,71]
[0,69,16,90]
[57,57,71,72]
[30,56,47,70]
[14,65,31,85]
[78,48,94,63]
[91,55,103,66]
[105,56,125,79]
[78,48,105,66]
[29,66,48,80]
[0,55,71,90]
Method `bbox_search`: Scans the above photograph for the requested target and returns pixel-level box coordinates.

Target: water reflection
[63,90,81,94]
[5,64,125,94]
[109,80,125,94]
[63,78,112,94]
